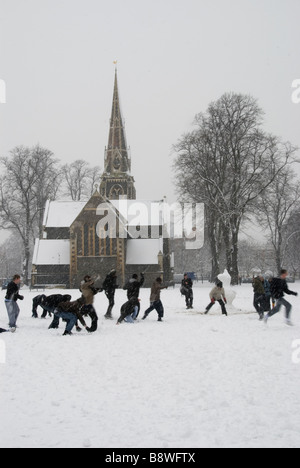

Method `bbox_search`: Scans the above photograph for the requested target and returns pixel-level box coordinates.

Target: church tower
[100,69,136,200]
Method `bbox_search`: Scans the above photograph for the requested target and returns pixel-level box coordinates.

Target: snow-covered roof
[43,200,87,228]
[126,239,163,265]
[32,239,70,265]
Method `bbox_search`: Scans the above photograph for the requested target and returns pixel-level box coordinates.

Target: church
[31,71,173,289]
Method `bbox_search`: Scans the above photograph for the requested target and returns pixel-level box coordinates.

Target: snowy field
[0,283,300,449]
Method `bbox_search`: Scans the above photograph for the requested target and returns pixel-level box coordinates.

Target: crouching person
[117,298,140,325]
[32,294,72,319]
[205,282,228,316]
[49,299,88,336]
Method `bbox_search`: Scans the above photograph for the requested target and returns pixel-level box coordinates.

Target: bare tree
[238,239,277,277]
[256,169,300,274]
[174,93,298,284]
[0,232,24,280]
[62,160,101,201]
[282,210,300,277]
[0,145,61,282]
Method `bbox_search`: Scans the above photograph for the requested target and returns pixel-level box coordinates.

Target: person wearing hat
[205,281,228,316]
[181,273,194,310]
[102,270,119,320]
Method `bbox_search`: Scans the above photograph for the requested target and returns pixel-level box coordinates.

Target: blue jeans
[268,298,292,319]
[5,300,20,328]
[53,311,77,333]
[124,315,135,324]
[144,300,164,318]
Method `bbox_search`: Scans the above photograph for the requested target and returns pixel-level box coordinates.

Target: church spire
[100,68,136,201]
[105,69,131,175]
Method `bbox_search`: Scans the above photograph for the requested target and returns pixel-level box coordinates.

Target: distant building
[32,70,172,288]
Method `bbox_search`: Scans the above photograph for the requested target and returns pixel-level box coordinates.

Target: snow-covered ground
[0,283,300,449]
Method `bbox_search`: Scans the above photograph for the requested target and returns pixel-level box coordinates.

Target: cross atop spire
[104,69,131,175]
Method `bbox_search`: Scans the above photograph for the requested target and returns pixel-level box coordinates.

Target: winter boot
[63,331,73,336]
[104,313,113,320]
[142,313,148,320]
[76,326,82,332]
[158,317,163,322]
[32,313,38,319]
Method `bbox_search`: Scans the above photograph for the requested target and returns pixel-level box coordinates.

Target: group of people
[0,269,298,336]
[252,269,298,325]
[1,270,167,335]
[180,273,228,316]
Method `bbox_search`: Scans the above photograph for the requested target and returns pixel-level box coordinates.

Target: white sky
[0,0,300,243]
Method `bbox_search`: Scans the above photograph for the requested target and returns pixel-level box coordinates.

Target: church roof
[43,200,87,228]
[33,239,70,265]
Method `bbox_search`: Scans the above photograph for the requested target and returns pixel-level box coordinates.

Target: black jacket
[123,275,145,299]
[5,282,23,302]
[103,274,118,295]
[56,301,87,327]
[44,294,72,308]
[181,278,193,290]
[270,278,298,300]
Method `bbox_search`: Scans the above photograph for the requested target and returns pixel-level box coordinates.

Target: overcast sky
[0,0,300,240]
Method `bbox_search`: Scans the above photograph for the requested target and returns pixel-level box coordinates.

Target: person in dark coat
[181,273,194,309]
[263,277,272,313]
[265,270,298,325]
[32,294,72,319]
[123,273,144,318]
[252,276,265,320]
[49,299,88,336]
[5,275,24,330]
[117,297,140,324]
[103,270,119,320]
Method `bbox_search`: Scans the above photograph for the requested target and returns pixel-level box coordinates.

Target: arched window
[110,185,124,200]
